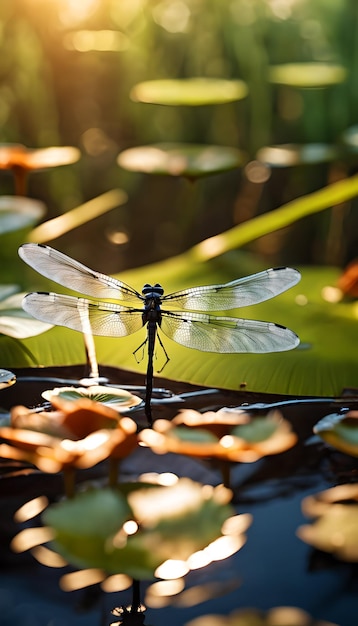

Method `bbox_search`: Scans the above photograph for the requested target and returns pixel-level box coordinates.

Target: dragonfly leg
[156,333,170,373]
[133,338,147,364]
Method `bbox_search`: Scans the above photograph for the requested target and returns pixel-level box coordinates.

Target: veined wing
[19,243,142,303]
[161,267,301,311]
[22,292,144,337]
[160,310,299,353]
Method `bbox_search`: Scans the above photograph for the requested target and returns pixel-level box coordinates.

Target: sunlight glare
[31,545,68,568]
[58,0,101,26]
[14,495,49,522]
[64,30,128,52]
[11,527,55,553]
[60,569,105,591]
[152,0,191,33]
[101,574,132,593]
[155,559,189,580]
[145,579,185,608]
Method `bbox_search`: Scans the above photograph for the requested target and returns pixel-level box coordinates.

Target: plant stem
[131,579,141,613]
[63,467,76,499]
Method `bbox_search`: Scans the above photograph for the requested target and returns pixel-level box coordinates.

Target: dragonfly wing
[19,243,141,302]
[161,267,301,311]
[160,311,299,353]
[22,292,144,337]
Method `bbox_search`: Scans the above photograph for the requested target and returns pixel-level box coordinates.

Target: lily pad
[42,385,142,412]
[257,143,341,168]
[232,417,278,443]
[0,144,80,171]
[341,125,358,153]
[269,63,347,88]
[130,78,248,106]
[0,291,52,338]
[0,369,16,390]
[314,411,358,457]
[0,196,46,235]
[117,143,246,178]
[298,485,358,562]
[43,481,235,579]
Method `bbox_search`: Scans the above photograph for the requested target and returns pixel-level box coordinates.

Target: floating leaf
[130,78,248,106]
[314,411,358,457]
[42,385,142,412]
[186,606,338,626]
[0,291,52,338]
[232,417,278,443]
[0,368,16,390]
[269,63,347,88]
[257,143,341,168]
[298,485,358,562]
[118,143,246,178]
[0,196,46,235]
[0,144,80,171]
[140,410,296,463]
[42,481,236,579]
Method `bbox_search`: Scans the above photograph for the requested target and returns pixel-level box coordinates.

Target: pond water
[0,366,357,626]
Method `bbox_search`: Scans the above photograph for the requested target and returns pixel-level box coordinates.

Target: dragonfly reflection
[19,244,300,424]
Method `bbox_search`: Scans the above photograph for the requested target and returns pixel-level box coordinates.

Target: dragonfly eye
[142,283,164,297]
[153,283,164,295]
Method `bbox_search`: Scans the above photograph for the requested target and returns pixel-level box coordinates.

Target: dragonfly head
[142,283,164,298]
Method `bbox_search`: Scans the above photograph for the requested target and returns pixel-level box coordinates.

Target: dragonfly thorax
[142,283,164,299]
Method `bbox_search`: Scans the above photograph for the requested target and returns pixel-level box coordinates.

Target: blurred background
[0,0,357,276]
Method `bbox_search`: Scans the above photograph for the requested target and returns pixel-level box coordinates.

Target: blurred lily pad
[257,143,341,168]
[0,196,46,235]
[298,484,358,562]
[186,606,338,626]
[118,143,246,178]
[314,411,358,457]
[0,144,80,171]
[341,125,358,154]
[0,369,16,390]
[0,290,52,338]
[43,480,235,579]
[42,385,142,412]
[130,78,248,106]
[269,63,347,88]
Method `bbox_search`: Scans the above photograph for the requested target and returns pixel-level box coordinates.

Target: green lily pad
[257,143,341,168]
[117,143,246,178]
[170,426,219,444]
[232,418,278,443]
[269,63,347,88]
[314,412,358,457]
[298,486,358,562]
[43,481,234,579]
[130,78,248,106]
[0,291,52,338]
[0,369,16,390]
[42,385,142,412]
[341,125,358,153]
[0,196,46,235]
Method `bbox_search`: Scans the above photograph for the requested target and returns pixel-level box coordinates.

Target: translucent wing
[160,310,300,353]
[19,243,142,303]
[22,292,144,337]
[162,267,301,311]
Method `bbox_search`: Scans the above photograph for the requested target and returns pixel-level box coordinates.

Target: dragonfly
[19,243,300,424]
